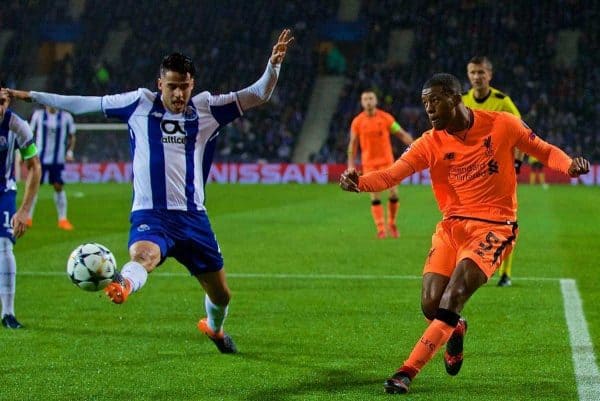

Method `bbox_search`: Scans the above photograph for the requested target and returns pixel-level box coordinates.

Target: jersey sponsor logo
[160,119,187,144]
[448,158,500,180]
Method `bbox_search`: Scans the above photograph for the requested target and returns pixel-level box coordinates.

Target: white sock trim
[205,294,228,333]
[121,261,148,293]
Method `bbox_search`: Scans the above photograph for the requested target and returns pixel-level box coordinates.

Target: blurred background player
[2,29,294,352]
[462,56,521,287]
[0,85,41,329]
[528,154,549,189]
[28,105,76,230]
[347,89,413,238]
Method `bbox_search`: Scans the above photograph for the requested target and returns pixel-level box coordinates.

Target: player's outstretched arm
[236,29,294,111]
[340,159,416,193]
[1,88,102,115]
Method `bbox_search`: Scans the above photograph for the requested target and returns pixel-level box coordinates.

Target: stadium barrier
[19,162,600,185]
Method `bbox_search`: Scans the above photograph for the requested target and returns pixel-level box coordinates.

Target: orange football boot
[197,318,238,353]
[58,218,74,230]
[104,274,132,304]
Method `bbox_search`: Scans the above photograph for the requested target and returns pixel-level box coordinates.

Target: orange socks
[388,198,399,225]
[370,201,385,233]
[399,309,460,378]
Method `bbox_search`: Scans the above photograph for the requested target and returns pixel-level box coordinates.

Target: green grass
[1,183,599,400]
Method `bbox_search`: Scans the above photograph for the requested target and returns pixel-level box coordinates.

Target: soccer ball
[67,243,117,291]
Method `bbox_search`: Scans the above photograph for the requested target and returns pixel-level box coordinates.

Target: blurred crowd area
[316,1,600,163]
[2,0,338,162]
[2,1,599,163]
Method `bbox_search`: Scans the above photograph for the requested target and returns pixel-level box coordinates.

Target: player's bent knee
[129,242,161,271]
[420,299,438,321]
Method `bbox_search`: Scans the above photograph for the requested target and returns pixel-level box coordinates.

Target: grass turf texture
[1,183,598,400]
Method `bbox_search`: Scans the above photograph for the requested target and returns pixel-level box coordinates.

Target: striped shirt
[0,109,35,191]
[30,109,76,165]
[102,88,242,212]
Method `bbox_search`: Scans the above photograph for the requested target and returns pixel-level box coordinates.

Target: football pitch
[2,183,599,401]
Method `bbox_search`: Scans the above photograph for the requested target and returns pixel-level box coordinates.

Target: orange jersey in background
[358,110,572,222]
[350,109,396,168]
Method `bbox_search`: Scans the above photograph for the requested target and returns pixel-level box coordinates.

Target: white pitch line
[18,271,564,281]
[560,279,600,401]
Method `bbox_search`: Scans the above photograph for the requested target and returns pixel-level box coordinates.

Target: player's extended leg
[104,240,156,304]
[370,193,386,238]
[53,179,73,230]
[385,259,486,394]
[387,186,400,238]
[0,237,21,329]
[27,194,37,228]
[195,269,237,353]
[27,164,49,227]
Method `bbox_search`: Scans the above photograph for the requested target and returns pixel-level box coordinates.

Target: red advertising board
[19,162,600,185]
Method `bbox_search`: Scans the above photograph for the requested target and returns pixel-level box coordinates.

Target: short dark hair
[361,88,377,95]
[468,56,493,71]
[422,73,462,96]
[160,53,195,77]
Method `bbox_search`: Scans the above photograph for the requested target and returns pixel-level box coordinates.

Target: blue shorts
[0,191,16,243]
[128,209,224,274]
[41,163,64,185]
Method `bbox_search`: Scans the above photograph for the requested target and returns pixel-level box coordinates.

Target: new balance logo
[443,152,455,160]
[488,159,499,174]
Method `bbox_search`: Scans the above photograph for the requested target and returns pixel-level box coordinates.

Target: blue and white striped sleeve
[10,113,35,149]
[101,89,142,121]
[193,91,243,126]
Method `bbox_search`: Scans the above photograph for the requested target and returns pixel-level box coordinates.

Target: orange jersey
[358,110,572,222]
[350,109,396,167]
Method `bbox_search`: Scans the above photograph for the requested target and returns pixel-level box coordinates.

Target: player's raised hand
[568,157,590,177]
[270,29,294,65]
[0,88,32,103]
[340,168,360,193]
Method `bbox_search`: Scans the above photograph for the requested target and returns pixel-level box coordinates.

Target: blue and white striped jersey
[0,109,35,192]
[30,109,76,165]
[102,88,242,212]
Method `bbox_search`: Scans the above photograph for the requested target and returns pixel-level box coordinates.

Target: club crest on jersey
[483,136,494,157]
[184,106,198,121]
[160,119,187,144]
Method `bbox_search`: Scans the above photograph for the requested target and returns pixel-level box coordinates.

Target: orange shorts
[423,217,519,279]
[362,162,393,174]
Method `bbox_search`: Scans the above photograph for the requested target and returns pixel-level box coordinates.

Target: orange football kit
[350,109,396,173]
[358,110,572,278]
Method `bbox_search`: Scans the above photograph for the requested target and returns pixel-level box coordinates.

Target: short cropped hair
[422,73,462,96]
[160,53,196,78]
[468,56,493,71]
